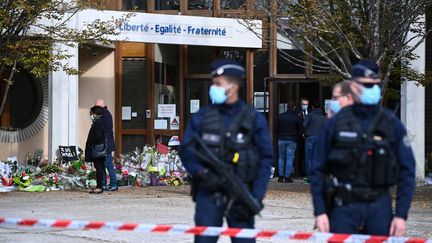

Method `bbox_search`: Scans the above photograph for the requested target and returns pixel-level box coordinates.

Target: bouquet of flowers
[0,161,14,186]
[44,173,62,189]
[13,171,32,189]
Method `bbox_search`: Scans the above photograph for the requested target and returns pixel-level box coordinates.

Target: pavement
[0,179,431,242]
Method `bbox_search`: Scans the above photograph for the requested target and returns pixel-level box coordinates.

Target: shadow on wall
[78,46,115,152]
[79,45,113,73]
[17,125,49,162]
[0,125,48,162]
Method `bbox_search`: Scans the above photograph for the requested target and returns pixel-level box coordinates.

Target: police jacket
[179,100,274,201]
[311,104,416,220]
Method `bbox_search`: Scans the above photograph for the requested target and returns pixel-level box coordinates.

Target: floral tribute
[0,145,188,192]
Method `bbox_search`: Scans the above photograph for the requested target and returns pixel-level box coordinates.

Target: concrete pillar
[48,11,79,162]
[401,16,426,182]
[48,44,79,162]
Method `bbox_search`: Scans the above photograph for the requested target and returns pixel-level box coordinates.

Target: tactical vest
[327,106,398,188]
[199,105,259,184]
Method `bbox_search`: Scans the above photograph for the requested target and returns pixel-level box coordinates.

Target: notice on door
[190,100,200,113]
[158,104,176,118]
[122,106,132,120]
[154,119,168,129]
[170,116,179,130]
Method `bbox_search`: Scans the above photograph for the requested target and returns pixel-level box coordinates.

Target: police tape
[0,216,431,243]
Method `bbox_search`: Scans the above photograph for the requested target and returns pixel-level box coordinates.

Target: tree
[0,0,129,117]
[245,0,432,96]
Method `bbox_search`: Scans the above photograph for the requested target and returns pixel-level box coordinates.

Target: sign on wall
[78,10,263,48]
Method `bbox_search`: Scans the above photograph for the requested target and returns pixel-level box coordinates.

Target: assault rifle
[188,134,263,216]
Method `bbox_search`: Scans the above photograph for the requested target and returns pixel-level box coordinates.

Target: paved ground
[0,179,431,242]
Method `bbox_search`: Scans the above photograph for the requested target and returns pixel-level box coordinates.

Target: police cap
[210,59,245,79]
[352,60,380,79]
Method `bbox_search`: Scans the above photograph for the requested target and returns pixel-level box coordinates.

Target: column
[401,15,426,182]
[48,44,79,161]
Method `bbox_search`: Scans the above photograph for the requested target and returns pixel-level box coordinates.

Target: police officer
[179,59,273,243]
[311,60,416,236]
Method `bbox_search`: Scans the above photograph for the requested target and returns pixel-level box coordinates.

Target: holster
[335,186,388,204]
[191,178,198,202]
[325,178,336,214]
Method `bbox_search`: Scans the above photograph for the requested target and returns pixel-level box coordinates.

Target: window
[188,46,215,74]
[0,70,43,129]
[154,44,179,116]
[218,48,246,65]
[154,44,180,144]
[155,0,180,10]
[123,0,147,10]
[277,27,306,74]
[254,0,269,10]
[0,69,48,143]
[221,0,246,9]
[188,0,213,10]
[254,51,269,92]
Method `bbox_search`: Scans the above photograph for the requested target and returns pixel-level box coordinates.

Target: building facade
[0,0,429,180]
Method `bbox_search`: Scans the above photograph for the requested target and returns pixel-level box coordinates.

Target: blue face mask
[302,105,308,111]
[209,85,228,104]
[329,100,341,113]
[360,84,381,105]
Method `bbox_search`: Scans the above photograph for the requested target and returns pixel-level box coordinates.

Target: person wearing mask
[302,100,325,184]
[297,97,310,177]
[327,81,359,118]
[311,60,416,236]
[85,106,107,194]
[299,98,310,120]
[277,101,302,183]
[95,99,118,192]
[179,59,273,243]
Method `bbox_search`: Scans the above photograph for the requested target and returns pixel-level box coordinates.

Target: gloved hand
[196,169,221,191]
[229,201,263,221]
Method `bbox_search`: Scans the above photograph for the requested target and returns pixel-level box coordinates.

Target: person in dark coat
[298,97,311,120]
[95,99,118,191]
[303,100,325,183]
[276,101,302,183]
[85,106,106,194]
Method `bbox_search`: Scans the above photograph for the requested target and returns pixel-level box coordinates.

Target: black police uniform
[311,104,416,235]
[179,60,274,243]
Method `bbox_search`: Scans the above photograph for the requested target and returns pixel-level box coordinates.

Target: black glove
[196,169,221,191]
[229,201,263,221]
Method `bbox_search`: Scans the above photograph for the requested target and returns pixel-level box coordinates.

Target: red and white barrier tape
[0,216,430,243]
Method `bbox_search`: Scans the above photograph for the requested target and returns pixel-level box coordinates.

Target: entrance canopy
[78,9,263,48]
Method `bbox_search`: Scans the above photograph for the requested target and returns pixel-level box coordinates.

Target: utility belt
[327,177,389,207]
[334,186,388,206]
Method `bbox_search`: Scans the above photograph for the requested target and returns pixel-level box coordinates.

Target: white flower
[23,175,29,180]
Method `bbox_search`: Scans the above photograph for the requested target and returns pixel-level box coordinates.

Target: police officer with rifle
[179,59,274,243]
[311,60,416,236]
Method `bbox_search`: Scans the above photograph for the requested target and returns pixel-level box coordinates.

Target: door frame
[115,42,155,154]
[268,78,324,177]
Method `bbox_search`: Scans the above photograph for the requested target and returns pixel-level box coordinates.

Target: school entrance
[268,79,331,177]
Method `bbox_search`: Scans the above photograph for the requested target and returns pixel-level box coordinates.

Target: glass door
[185,79,211,123]
[153,44,180,145]
[120,58,149,153]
